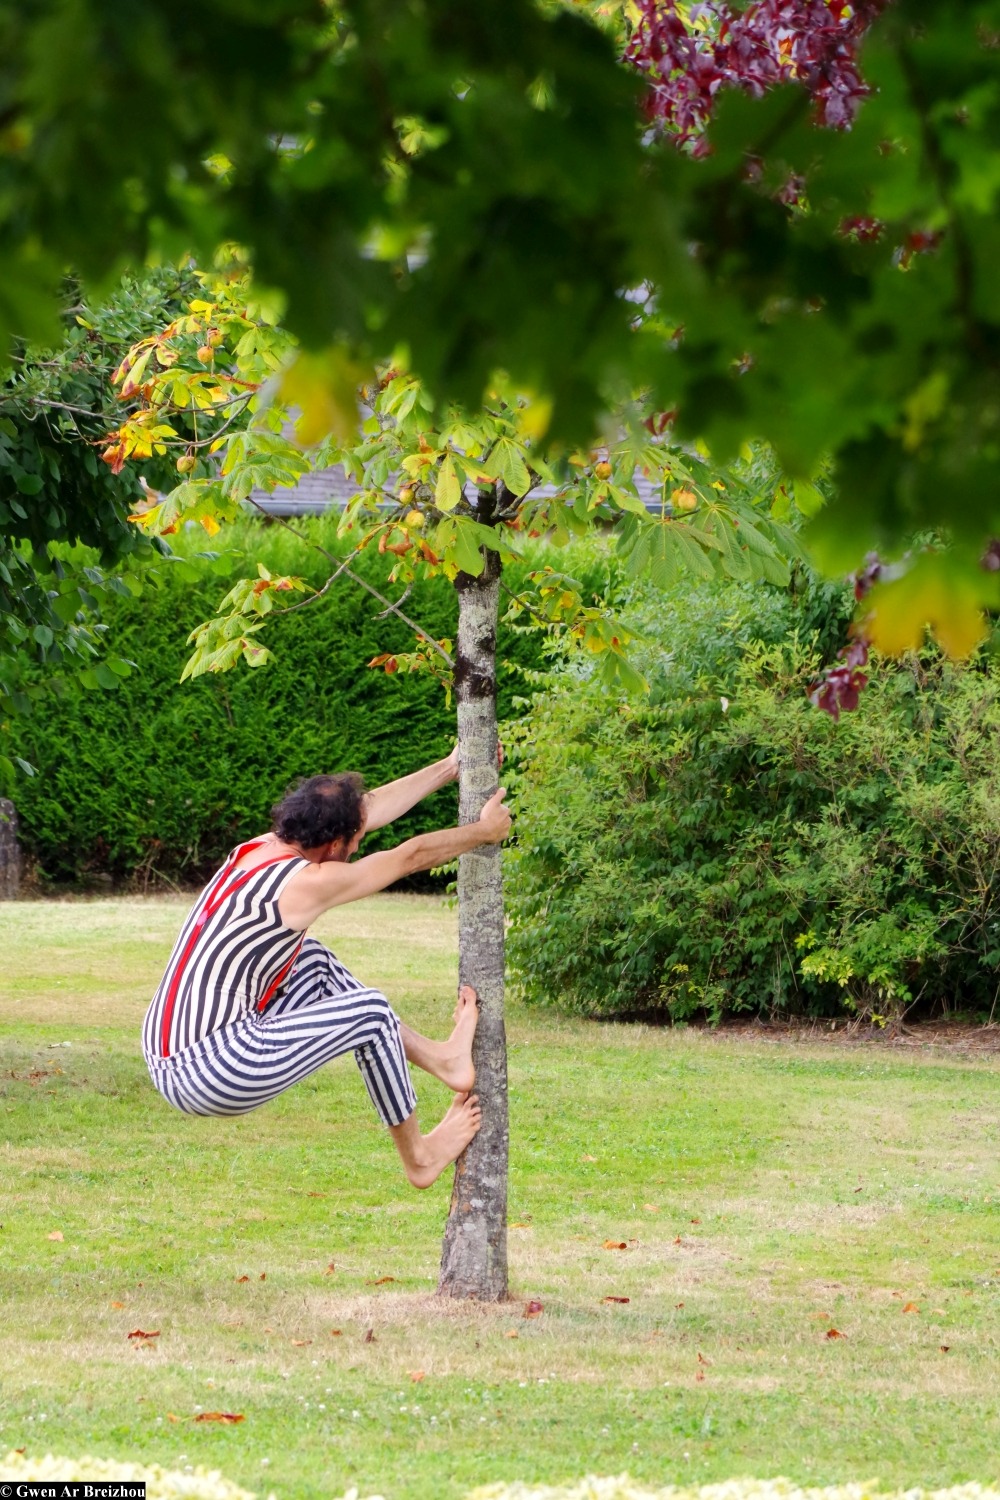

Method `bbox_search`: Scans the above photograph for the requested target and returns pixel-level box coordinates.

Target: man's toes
[458,983,479,1008]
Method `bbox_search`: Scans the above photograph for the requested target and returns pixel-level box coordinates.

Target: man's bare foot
[435,985,478,1093]
[398,988,478,1091]
[404,1093,482,1189]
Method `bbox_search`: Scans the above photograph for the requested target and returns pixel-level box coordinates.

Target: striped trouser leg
[147,938,417,1127]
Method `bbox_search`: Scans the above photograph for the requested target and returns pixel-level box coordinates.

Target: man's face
[327,810,367,863]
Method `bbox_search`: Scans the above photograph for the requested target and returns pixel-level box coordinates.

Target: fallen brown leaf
[409,1370,426,1382]
[523,1300,544,1318]
[235,1275,250,1284]
[675,1302,684,1309]
[510,1222,532,1230]
[127,1329,160,1340]
[643,1204,660,1213]
[602,1296,630,1304]
[695,1369,705,1382]
[307,1192,325,1198]
[363,1328,375,1344]
[258,1273,266,1281]
[290,1339,311,1347]
[697,1352,711,1366]
[902,1302,920,1313]
[581,1154,598,1162]
[367,1276,396,1285]
[603,1240,627,1251]
[110,1301,125,1309]
[195,1412,244,1424]
[166,1414,180,1424]
[690,1217,701,1225]
[330,1329,342,1337]
[673,1236,682,1245]
[825,1328,845,1340]
[503,1330,519,1339]
[46,1231,64,1242]
[323,1263,336,1275]
[940,1344,951,1353]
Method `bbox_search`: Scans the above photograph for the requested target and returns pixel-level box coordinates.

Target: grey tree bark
[0,799,21,899]
[438,547,509,1301]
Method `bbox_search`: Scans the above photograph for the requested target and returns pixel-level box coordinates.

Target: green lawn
[1,894,999,1499]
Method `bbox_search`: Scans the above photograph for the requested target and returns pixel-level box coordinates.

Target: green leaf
[706,515,752,582]
[15,473,44,496]
[793,480,826,518]
[608,485,650,518]
[487,438,532,498]
[670,526,717,581]
[648,524,679,590]
[613,654,648,695]
[449,520,485,577]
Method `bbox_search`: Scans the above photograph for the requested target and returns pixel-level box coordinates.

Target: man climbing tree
[142,757,511,1187]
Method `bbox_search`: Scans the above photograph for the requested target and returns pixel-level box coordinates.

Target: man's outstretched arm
[363,750,458,832]
[279,787,511,930]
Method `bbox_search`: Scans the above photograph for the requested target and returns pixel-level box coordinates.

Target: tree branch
[247,498,454,667]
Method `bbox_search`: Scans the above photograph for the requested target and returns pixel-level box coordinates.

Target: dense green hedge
[7,519,561,886]
[506,572,1000,1024]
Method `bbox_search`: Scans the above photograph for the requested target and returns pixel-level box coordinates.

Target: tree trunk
[0,799,21,899]
[438,550,508,1301]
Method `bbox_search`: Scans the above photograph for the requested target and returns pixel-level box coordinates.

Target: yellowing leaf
[280,348,370,446]
[199,514,221,537]
[515,395,553,444]
[435,454,462,512]
[866,555,991,659]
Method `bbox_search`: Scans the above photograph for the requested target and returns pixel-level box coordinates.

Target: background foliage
[0,269,197,767]
[3,520,571,886]
[506,569,1000,1025]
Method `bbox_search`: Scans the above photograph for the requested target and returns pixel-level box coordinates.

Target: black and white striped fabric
[143,843,310,1061]
[142,843,417,1127]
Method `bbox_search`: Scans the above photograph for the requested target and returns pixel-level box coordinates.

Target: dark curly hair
[271,773,368,850]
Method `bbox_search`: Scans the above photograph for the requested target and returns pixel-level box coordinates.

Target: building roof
[251,465,666,516]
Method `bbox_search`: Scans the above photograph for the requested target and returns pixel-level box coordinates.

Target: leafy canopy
[107,261,813,691]
[4,1,1000,651]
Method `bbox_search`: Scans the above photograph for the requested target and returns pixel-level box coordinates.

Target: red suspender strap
[159,849,301,1058]
[256,933,306,1014]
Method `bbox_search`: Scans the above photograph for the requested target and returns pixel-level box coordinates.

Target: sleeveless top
[142,839,310,1061]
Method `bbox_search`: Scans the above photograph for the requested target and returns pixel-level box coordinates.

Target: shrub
[506,574,1000,1025]
[6,518,585,886]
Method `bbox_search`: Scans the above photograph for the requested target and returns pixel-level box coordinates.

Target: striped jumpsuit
[142,839,417,1126]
